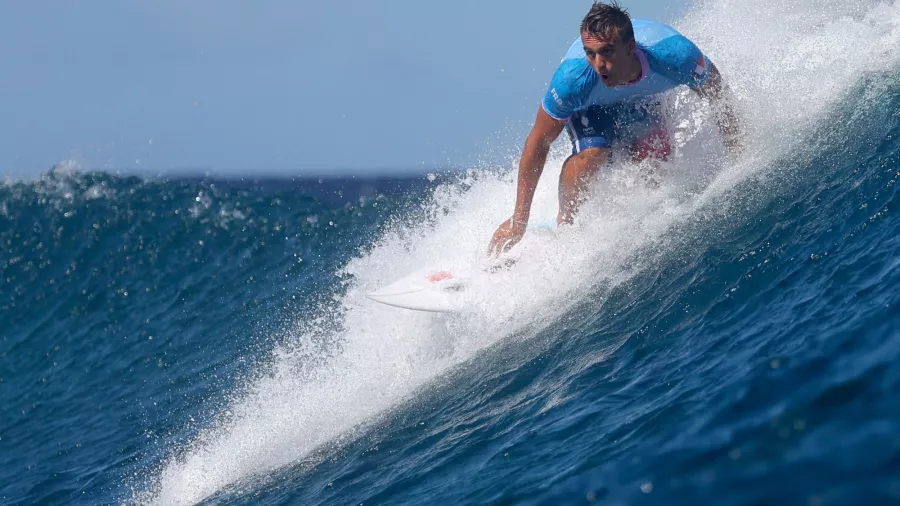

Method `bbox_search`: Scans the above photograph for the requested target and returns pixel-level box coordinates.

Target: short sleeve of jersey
[646,34,712,89]
[541,58,597,120]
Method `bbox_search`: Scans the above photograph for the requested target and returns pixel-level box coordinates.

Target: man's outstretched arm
[694,62,742,154]
[488,106,567,256]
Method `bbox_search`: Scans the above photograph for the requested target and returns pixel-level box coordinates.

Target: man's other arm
[693,62,742,153]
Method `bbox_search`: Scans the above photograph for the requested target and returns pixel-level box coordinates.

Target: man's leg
[559,105,618,224]
[557,147,610,224]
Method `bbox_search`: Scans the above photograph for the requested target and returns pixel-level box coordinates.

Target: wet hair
[580,1,634,42]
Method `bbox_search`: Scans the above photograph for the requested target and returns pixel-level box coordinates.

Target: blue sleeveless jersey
[542,20,711,120]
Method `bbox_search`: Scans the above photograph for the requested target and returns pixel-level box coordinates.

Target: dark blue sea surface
[4,33,900,506]
[0,172,436,504]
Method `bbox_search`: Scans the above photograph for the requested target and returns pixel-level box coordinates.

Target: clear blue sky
[0,0,687,177]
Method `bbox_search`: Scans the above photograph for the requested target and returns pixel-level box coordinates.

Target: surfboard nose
[366,269,467,313]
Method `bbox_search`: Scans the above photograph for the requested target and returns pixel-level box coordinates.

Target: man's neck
[625,50,643,84]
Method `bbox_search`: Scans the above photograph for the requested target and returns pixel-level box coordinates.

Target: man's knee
[563,147,610,177]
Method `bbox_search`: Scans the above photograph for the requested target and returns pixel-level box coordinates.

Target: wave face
[3,0,900,504]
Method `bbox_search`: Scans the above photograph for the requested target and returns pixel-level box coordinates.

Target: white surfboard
[366,221,557,313]
[365,268,471,313]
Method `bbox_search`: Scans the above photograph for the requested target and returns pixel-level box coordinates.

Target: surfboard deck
[365,268,468,313]
[365,256,519,313]
[366,221,558,313]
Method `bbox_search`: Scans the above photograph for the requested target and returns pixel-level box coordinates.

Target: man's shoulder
[634,19,701,68]
[635,19,708,87]
[632,19,686,46]
[550,44,597,99]
[543,48,597,119]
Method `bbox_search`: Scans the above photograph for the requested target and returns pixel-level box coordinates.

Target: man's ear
[626,37,636,54]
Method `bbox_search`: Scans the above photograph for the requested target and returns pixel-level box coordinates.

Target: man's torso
[542,19,711,120]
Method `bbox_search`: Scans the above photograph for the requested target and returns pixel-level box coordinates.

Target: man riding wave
[488,1,741,256]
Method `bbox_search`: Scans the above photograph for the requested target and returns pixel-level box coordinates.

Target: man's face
[581,30,636,87]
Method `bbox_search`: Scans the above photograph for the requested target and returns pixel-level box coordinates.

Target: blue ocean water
[4,3,900,505]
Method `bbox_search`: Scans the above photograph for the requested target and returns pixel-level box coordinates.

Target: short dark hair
[580,1,634,42]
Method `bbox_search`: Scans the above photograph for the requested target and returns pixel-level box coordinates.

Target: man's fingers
[493,239,508,257]
[487,235,503,257]
[489,238,507,257]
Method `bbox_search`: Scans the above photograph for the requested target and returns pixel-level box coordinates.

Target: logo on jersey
[579,115,594,134]
[551,88,564,107]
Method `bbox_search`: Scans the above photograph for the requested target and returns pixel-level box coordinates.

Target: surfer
[488,1,741,256]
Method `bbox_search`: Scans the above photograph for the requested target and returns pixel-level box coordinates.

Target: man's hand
[488,219,528,257]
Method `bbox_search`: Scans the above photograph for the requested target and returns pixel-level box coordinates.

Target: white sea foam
[139,1,900,503]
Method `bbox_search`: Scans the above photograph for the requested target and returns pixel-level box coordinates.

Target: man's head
[580,2,638,87]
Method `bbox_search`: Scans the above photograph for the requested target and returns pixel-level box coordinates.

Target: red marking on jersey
[426,271,454,283]
[694,56,707,76]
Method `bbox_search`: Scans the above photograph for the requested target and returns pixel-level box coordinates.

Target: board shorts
[564,100,671,162]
